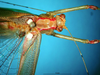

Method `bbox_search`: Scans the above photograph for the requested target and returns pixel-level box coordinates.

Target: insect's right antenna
[63,26,89,75]
[0,0,48,13]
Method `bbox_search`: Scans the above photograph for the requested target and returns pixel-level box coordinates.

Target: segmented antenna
[0,0,48,12]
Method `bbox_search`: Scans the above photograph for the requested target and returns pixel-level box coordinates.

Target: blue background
[0,0,100,75]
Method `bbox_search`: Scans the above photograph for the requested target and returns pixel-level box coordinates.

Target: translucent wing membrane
[0,30,19,39]
[18,33,41,75]
[0,38,23,75]
[0,33,41,75]
[0,7,41,75]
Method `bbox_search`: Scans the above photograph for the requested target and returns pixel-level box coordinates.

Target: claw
[88,40,99,44]
[88,5,98,10]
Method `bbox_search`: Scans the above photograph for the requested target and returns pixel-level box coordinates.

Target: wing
[0,7,33,18]
[0,7,37,38]
[0,8,41,75]
[18,32,41,75]
[0,7,34,25]
[0,32,41,75]
[0,38,24,75]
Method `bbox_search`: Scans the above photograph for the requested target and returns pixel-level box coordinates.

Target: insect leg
[50,32,100,44]
[50,32,97,75]
[47,5,99,15]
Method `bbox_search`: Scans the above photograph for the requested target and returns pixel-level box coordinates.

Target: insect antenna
[0,0,48,13]
[63,26,89,75]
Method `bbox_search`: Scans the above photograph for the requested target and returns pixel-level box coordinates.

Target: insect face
[56,14,66,32]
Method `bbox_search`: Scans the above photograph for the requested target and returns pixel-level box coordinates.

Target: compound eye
[57,26,63,32]
[59,14,65,18]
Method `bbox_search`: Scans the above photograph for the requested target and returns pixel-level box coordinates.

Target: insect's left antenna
[0,0,48,13]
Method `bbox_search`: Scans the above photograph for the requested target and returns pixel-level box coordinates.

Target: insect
[0,0,100,75]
